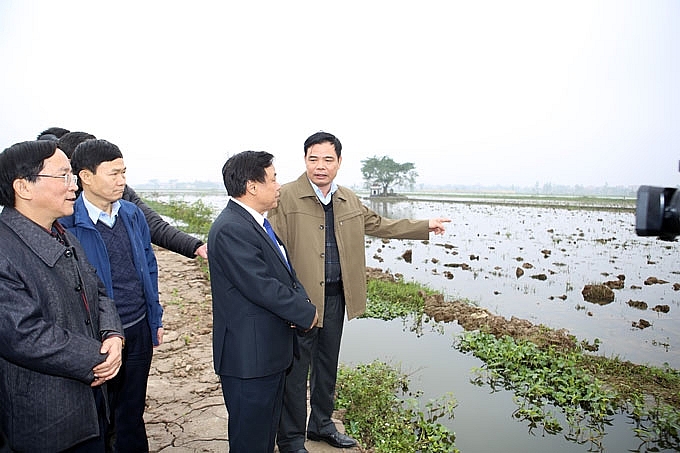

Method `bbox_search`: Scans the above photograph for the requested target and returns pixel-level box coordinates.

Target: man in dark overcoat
[0,140,124,452]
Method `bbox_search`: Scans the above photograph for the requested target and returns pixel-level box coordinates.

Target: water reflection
[368,197,417,220]
[341,316,675,452]
[368,199,392,218]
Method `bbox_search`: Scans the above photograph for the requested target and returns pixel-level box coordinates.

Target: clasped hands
[91,336,124,387]
[91,328,165,387]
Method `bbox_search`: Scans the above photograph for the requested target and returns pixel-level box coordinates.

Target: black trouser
[277,292,345,452]
[221,371,286,453]
[107,318,153,452]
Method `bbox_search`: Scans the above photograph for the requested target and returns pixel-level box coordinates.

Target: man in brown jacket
[269,131,450,453]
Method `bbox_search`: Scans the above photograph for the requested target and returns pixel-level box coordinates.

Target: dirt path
[145,248,359,452]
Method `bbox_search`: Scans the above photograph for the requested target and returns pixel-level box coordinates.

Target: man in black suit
[208,150,318,453]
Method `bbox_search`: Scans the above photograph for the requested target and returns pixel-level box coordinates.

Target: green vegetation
[580,355,680,449]
[458,331,616,449]
[142,196,214,239]
[335,277,458,452]
[360,275,680,452]
[364,278,436,320]
[167,288,184,309]
[336,360,458,453]
[457,331,680,451]
[142,196,213,277]
[361,155,417,195]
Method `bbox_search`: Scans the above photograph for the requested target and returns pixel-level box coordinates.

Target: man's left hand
[195,243,208,259]
[91,336,124,387]
[428,218,451,235]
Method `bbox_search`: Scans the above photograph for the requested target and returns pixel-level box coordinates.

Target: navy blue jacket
[208,200,316,378]
[61,196,163,345]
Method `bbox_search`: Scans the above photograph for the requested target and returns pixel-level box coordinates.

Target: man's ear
[12,178,33,201]
[78,169,93,186]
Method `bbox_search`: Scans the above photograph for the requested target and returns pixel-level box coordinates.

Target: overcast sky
[0,1,678,189]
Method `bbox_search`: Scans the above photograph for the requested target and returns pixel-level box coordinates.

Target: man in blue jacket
[54,129,208,259]
[61,139,163,452]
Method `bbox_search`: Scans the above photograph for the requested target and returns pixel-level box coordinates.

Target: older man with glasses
[31,172,79,186]
[0,140,124,453]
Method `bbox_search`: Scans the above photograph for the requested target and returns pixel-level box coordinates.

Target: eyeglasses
[31,173,78,187]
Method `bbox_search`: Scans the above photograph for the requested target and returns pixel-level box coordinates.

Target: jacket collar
[228,198,270,230]
[226,199,291,272]
[0,207,68,267]
[61,196,134,230]
[292,172,348,202]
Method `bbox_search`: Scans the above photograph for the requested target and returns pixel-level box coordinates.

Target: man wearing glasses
[33,172,79,185]
[0,140,124,452]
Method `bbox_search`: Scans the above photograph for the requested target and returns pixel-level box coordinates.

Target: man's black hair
[58,132,97,158]
[36,127,70,140]
[221,151,274,198]
[0,140,58,207]
[303,131,342,158]
[70,139,124,177]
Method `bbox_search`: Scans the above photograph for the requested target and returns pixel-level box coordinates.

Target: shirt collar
[308,178,338,205]
[231,198,267,228]
[82,193,120,227]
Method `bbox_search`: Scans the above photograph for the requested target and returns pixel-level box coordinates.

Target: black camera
[636,185,680,241]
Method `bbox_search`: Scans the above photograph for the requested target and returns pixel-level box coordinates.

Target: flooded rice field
[144,190,679,452]
[365,198,679,369]
[147,189,679,369]
[350,197,679,452]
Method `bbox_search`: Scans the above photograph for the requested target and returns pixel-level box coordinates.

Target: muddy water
[364,198,680,369]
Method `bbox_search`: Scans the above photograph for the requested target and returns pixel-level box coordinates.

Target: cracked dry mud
[145,248,226,452]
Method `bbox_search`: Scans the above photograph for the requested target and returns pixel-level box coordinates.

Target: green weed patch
[336,360,458,453]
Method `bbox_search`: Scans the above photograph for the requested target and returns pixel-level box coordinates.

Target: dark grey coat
[0,208,123,453]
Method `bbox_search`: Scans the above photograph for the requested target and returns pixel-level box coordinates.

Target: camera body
[636,185,680,241]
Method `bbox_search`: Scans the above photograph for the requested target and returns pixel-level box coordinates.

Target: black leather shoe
[307,431,357,448]
[289,449,309,453]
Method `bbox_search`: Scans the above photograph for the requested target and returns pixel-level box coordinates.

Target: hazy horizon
[1,1,678,190]
[133,176,642,196]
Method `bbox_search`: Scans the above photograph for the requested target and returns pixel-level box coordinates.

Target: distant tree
[361,155,418,196]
